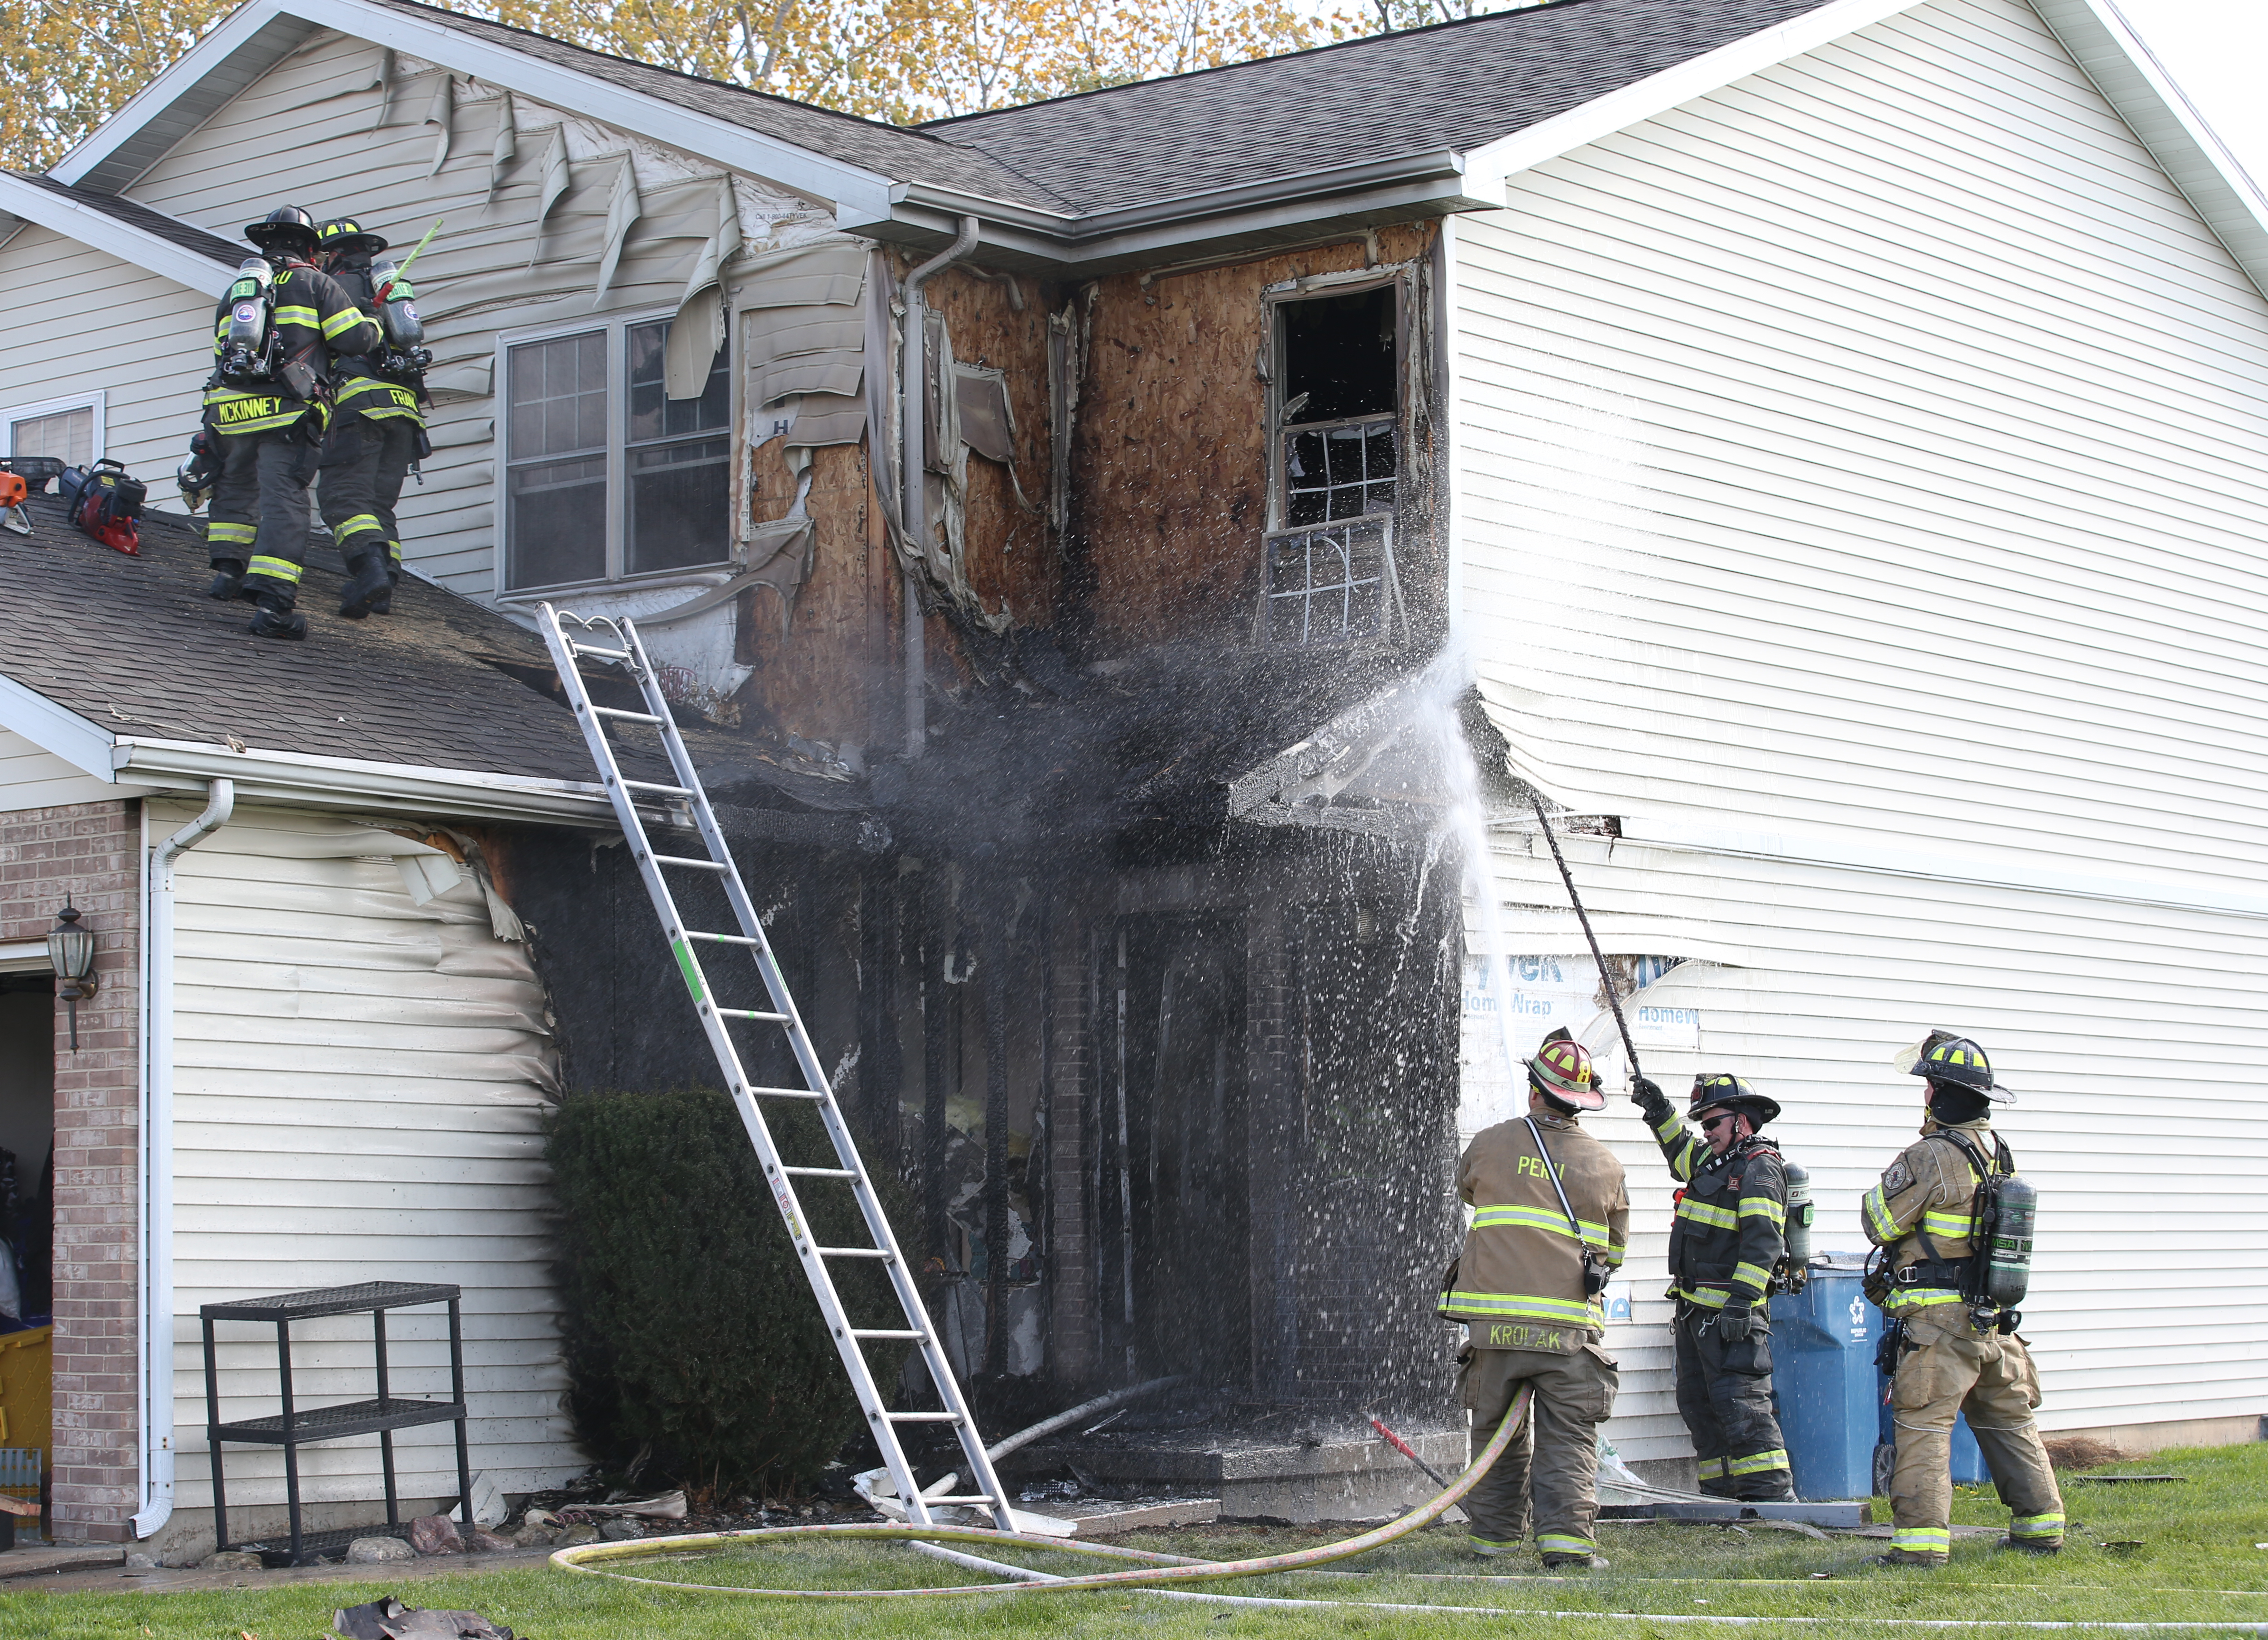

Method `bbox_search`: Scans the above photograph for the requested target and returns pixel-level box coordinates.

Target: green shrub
[547,1086,915,1494]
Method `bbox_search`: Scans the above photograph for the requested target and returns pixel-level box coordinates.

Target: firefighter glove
[1717,1300,1757,1343]
[1632,1075,1672,1118]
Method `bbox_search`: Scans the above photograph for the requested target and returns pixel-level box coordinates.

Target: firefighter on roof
[203,205,383,640]
[1439,1028,1629,1570]
[315,216,430,618]
[1633,1071,1798,1502]
[1861,1032,2063,1567]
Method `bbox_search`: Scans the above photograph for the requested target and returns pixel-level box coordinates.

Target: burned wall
[1063,223,1443,657]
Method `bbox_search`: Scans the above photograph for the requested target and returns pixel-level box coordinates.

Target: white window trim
[3,390,105,464]
[492,307,740,602]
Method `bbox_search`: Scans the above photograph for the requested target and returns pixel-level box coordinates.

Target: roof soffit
[0,173,240,289]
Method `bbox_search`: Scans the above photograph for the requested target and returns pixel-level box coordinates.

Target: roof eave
[869,148,1499,272]
[0,172,237,290]
[2033,0,2268,302]
[111,737,629,827]
[0,670,625,828]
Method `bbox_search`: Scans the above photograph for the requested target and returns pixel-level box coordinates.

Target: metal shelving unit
[202,1281,471,1565]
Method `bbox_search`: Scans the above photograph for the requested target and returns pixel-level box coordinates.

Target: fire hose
[546,1393,2259,1630]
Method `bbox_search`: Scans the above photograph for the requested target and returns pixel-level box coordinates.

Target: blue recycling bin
[1769,1255,1879,1500]
[1770,1254,1990,1497]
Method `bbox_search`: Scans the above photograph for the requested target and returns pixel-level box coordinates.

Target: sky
[2042,0,2268,194]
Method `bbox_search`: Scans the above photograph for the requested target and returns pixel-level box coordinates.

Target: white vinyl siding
[163,803,578,1512]
[0,226,210,510]
[1454,0,2268,1462]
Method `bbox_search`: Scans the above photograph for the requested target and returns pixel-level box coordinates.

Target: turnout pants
[1460,1342,1618,1557]
[1887,1306,2064,1560]
[209,422,320,608]
[317,409,419,571]
[1673,1304,1794,1500]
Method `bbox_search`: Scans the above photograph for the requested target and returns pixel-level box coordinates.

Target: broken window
[1277,286,1398,527]
[1261,283,1406,646]
[1263,516,1400,646]
[503,316,730,591]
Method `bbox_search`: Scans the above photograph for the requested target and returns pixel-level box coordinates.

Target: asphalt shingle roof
[0,497,857,809]
[9,172,244,264]
[366,0,1071,211]
[924,0,1835,214]
[366,0,1830,221]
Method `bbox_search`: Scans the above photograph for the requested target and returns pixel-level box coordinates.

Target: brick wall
[0,800,142,1543]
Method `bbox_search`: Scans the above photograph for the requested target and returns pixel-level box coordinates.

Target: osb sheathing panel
[735,439,897,747]
[1073,223,1436,654]
[924,261,1059,632]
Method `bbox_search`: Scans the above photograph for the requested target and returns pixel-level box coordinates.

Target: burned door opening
[1107,915,1250,1387]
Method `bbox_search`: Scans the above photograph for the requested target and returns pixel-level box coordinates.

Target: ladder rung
[620,778,693,796]
[923,1496,1001,1507]
[850,1329,927,1341]
[749,1086,825,1101]
[783,1166,858,1179]
[566,643,629,661]
[650,853,729,871]
[588,704,664,723]
[815,1247,893,1260]
[716,1008,792,1022]
[685,931,759,945]
[886,1411,964,1422]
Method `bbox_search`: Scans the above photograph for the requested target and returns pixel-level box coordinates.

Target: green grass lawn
[5,1443,2264,1638]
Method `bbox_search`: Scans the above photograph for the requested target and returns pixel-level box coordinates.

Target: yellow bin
[0,1325,53,1478]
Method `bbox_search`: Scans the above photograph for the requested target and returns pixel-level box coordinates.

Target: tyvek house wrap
[161,803,576,1524]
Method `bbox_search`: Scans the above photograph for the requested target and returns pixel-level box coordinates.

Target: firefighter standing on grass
[1633,1072,1798,1502]
[1861,1033,2064,1566]
[203,205,382,640]
[315,216,428,618]
[1439,1028,1629,1570]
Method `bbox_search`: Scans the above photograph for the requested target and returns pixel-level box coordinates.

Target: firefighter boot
[338,550,392,620]
[368,541,402,615]
[248,591,308,641]
[208,560,247,600]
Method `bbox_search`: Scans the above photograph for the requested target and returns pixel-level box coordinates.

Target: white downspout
[901,214,980,759]
[133,779,233,1540]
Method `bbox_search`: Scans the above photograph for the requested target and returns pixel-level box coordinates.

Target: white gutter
[133,778,233,1540]
[111,737,620,827]
[899,214,980,759]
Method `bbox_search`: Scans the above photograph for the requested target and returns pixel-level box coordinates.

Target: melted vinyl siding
[0,224,215,512]
[165,803,579,1509]
[1456,0,2268,894]
[1451,0,2268,1463]
[126,30,825,599]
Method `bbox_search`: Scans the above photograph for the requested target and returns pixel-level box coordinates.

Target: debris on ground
[331,1594,517,1638]
[2071,1474,2186,1484]
[407,1516,462,1556]
[2044,1436,2129,1470]
[345,1538,415,1565]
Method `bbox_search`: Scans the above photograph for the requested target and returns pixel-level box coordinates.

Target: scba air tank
[1984,1174,2035,1307]
[222,256,272,373]
[370,258,425,347]
[1781,1160,1815,1268]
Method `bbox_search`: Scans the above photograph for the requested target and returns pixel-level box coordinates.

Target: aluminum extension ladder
[536,604,1012,1531]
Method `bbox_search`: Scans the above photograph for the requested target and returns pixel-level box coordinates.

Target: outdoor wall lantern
[47,900,98,1050]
